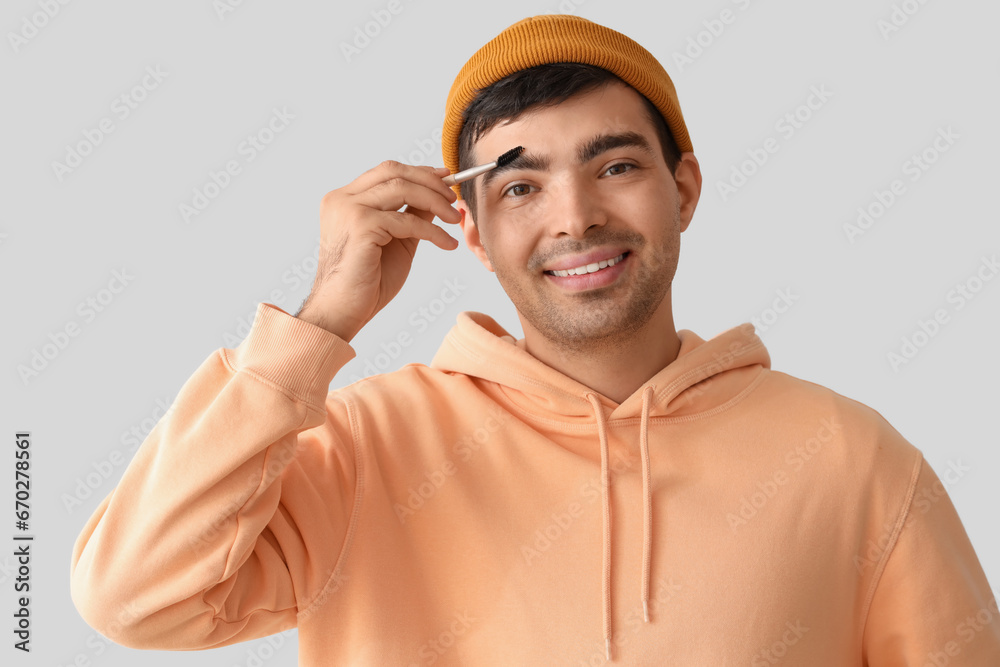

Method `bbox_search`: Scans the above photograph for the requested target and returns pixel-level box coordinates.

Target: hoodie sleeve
[70,302,358,650]
[862,457,1000,665]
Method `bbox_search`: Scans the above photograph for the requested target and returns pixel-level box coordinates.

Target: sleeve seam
[858,450,925,640]
[297,393,365,620]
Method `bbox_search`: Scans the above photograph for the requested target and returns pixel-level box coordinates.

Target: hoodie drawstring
[585,393,613,661]
[639,385,653,624]
[586,386,655,662]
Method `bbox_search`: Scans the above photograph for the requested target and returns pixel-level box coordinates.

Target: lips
[542,251,631,292]
[546,252,627,277]
[543,247,630,274]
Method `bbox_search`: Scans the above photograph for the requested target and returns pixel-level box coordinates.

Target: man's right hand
[296,161,463,342]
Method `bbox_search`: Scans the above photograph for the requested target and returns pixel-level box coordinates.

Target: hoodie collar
[431,312,769,420]
[431,312,770,660]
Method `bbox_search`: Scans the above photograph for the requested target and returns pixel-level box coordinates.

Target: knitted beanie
[441,14,693,196]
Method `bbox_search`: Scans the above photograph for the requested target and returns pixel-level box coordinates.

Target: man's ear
[674,152,702,233]
[457,199,494,272]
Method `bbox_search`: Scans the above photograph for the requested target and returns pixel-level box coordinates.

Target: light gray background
[2,0,998,664]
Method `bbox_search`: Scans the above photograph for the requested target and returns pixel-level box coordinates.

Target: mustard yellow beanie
[441,14,693,195]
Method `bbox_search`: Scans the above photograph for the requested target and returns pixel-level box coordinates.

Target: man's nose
[544,173,607,238]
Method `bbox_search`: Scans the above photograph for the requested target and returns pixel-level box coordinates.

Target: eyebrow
[478,130,655,194]
[480,150,550,193]
[578,130,655,164]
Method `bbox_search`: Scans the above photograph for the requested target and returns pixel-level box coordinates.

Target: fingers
[345,160,457,209]
[356,176,462,225]
[375,207,459,251]
[320,160,461,254]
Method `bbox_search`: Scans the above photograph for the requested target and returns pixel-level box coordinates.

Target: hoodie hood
[431,312,770,419]
[431,312,771,660]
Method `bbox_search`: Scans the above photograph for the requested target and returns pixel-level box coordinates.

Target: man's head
[440,15,701,352]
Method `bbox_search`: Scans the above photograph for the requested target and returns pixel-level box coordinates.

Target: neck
[520,299,681,405]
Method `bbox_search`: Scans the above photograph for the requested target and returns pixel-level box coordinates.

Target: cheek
[622,185,675,228]
[482,227,532,272]
[478,225,502,266]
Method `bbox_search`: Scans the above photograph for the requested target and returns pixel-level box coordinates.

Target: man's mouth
[544,252,628,277]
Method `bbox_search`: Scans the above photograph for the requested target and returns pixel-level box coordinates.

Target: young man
[71,15,999,665]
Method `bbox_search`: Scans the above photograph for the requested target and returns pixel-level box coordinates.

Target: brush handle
[441,161,498,186]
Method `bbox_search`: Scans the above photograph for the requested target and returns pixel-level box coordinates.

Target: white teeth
[550,253,624,277]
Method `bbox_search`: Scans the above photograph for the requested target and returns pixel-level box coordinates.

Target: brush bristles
[495,146,524,168]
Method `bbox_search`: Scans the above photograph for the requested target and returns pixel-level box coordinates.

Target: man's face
[458,81,702,352]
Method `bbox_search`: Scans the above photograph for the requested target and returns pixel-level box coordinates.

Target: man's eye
[503,183,533,198]
[604,163,634,176]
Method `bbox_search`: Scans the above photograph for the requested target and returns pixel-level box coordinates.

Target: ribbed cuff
[229,303,356,407]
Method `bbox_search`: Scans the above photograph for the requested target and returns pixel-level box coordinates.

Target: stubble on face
[483,198,681,355]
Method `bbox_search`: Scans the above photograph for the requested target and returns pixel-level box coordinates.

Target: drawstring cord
[640,385,653,623]
[585,393,613,661]
[586,386,655,661]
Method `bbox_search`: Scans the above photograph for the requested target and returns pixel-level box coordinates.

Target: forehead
[472,81,658,157]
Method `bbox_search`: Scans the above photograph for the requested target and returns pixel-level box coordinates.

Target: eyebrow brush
[442,146,524,186]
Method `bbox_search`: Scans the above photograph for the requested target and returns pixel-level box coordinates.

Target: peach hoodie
[71,302,1000,665]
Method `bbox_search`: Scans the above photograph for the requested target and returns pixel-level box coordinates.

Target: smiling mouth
[544,252,628,277]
